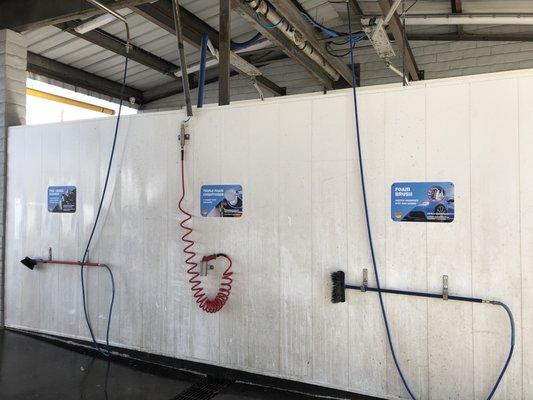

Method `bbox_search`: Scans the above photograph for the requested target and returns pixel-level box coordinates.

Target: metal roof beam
[267,0,354,85]
[27,52,144,105]
[143,66,239,104]
[451,0,463,14]
[231,0,333,89]
[377,0,421,81]
[56,21,181,80]
[219,0,231,105]
[0,0,154,32]
[349,0,365,16]
[451,0,463,34]
[133,0,285,96]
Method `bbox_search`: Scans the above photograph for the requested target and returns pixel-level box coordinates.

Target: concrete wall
[5,69,533,399]
[0,29,26,327]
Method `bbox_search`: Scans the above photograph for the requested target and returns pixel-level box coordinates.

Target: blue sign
[201,185,243,218]
[48,186,77,213]
[391,182,454,223]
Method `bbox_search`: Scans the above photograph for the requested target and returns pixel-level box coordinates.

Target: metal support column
[219,0,231,106]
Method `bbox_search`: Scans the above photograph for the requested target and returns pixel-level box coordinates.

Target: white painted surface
[6,69,533,399]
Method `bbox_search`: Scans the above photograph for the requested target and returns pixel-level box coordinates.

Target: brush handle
[345,284,484,303]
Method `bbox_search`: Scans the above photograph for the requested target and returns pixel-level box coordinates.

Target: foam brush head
[20,257,37,270]
[331,270,346,303]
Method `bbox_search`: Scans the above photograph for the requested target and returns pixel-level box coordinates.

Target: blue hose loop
[231,32,262,50]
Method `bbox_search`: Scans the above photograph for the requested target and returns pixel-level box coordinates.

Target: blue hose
[231,32,262,51]
[259,16,284,30]
[79,53,128,359]
[345,3,515,398]
[301,12,340,38]
[486,301,515,400]
[345,5,418,399]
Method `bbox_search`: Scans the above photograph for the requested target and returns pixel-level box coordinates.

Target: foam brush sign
[391,182,454,223]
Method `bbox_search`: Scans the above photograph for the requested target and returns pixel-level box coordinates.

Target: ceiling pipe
[397,14,533,26]
[242,0,340,81]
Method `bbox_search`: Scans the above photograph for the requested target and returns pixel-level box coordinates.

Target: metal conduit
[243,0,341,81]
[394,14,533,26]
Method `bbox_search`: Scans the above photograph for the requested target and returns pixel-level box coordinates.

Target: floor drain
[174,377,233,400]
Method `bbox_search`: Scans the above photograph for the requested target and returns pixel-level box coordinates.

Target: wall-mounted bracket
[443,275,449,300]
[179,121,190,150]
[200,260,215,277]
[362,268,368,292]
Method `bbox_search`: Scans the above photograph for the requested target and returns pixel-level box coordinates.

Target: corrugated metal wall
[5,69,533,399]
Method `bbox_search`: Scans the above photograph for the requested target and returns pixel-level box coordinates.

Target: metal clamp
[200,261,215,277]
[179,121,190,149]
[443,275,449,301]
[362,268,368,292]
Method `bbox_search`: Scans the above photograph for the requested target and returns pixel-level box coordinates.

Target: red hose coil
[178,155,233,313]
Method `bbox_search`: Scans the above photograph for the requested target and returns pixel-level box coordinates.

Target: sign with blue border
[48,186,77,213]
[391,182,454,223]
[201,185,243,217]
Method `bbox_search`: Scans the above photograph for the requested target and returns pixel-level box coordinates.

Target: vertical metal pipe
[197,34,209,108]
[218,0,231,106]
[171,0,193,116]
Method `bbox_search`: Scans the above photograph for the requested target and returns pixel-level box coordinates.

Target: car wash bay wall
[5,69,533,400]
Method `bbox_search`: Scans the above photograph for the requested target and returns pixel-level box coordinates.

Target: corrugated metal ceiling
[23,0,533,95]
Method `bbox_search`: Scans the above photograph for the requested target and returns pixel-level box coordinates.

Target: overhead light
[206,40,262,77]
[74,9,128,34]
[174,40,273,78]
[402,14,533,26]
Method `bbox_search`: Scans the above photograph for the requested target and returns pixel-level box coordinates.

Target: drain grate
[174,377,233,400]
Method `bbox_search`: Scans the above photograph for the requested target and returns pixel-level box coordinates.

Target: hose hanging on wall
[78,0,132,358]
[171,0,233,313]
[177,146,233,313]
[343,2,515,399]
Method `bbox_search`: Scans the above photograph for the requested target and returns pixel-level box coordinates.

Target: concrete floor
[0,330,340,400]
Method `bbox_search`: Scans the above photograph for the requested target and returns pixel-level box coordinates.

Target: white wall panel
[7,69,533,400]
[519,76,533,400]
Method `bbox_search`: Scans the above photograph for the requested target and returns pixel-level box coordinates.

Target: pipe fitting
[244,0,340,81]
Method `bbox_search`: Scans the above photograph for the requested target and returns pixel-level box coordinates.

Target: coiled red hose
[178,152,233,313]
